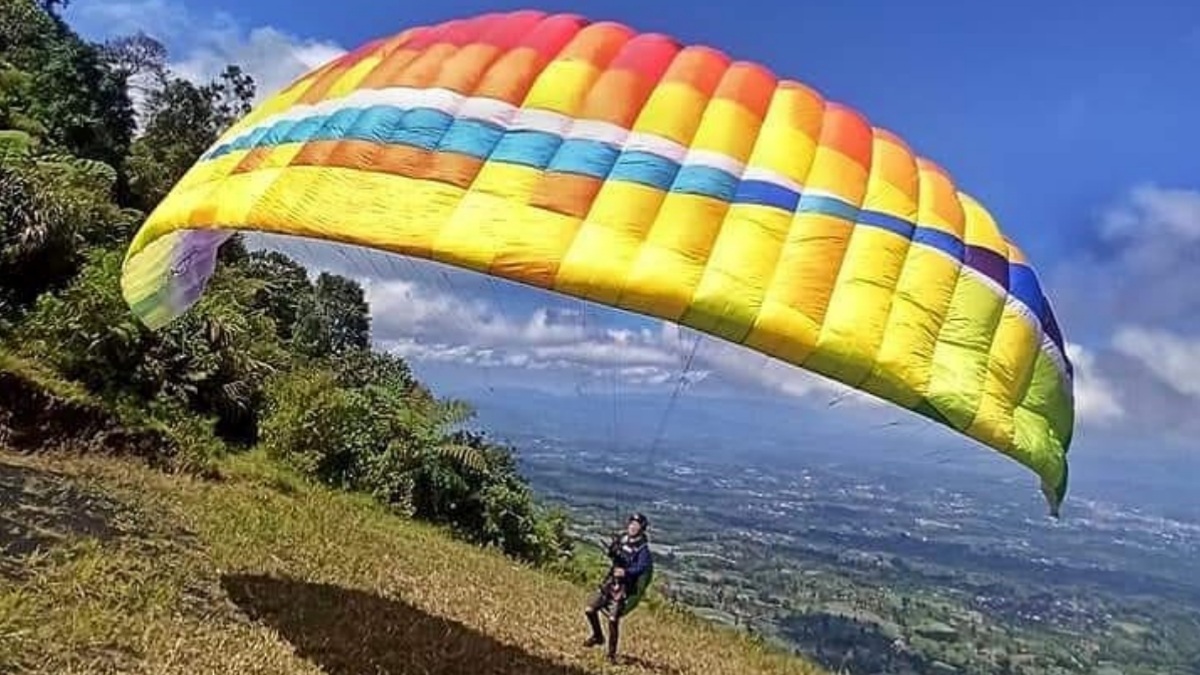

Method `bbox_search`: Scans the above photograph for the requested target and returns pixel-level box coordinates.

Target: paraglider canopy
[120,9,1075,515]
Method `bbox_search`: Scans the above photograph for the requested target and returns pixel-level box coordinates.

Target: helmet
[628,512,649,529]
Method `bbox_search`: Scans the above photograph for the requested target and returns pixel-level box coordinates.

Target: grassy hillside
[0,446,825,675]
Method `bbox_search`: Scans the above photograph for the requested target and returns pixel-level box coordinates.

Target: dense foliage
[0,0,573,568]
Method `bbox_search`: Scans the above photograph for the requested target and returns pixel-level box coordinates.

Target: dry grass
[0,448,826,674]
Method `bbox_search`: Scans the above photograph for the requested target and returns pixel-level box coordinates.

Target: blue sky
[64,0,1200,506]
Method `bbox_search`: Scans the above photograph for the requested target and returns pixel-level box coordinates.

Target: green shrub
[259,360,574,567]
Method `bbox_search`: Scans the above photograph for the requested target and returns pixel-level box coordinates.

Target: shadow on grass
[221,573,593,675]
[0,461,125,578]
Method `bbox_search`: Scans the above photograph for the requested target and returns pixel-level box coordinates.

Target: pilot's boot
[606,618,620,663]
[583,608,604,647]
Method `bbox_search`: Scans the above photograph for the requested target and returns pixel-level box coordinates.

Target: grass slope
[0,448,826,674]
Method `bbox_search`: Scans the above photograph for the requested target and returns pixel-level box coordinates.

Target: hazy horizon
[438,380,1200,524]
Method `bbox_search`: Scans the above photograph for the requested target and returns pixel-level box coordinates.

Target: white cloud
[1064,342,1124,424]
[65,0,346,103]
[1101,185,1200,242]
[1051,184,1200,337]
[171,25,345,103]
[361,274,696,388]
[1112,326,1200,399]
[367,278,588,350]
[1048,185,1200,442]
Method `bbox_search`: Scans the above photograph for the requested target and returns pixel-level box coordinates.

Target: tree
[12,249,155,396]
[0,160,77,319]
[0,0,135,175]
[38,0,68,15]
[100,32,167,83]
[294,273,371,357]
[14,247,289,445]
[315,272,371,353]
[1,0,61,65]
[0,68,46,139]
[125,65,255,209]
[258,358,572,566]
[242,250,314,342]
[31,28,134,170]
[209,64,255,128]
[332,348,419,395]
[99,31,168,112]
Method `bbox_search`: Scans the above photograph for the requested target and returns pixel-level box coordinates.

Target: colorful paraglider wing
[120,10,1075,514]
